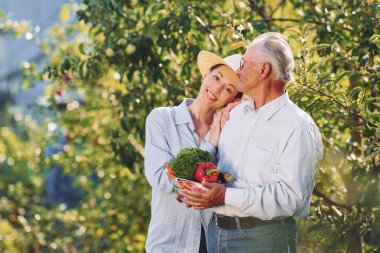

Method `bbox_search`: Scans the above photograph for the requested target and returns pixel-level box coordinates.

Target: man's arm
[183,126,322,219]
[225,126,321,219]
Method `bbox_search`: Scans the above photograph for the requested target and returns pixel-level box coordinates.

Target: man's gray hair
[250,32,295,83]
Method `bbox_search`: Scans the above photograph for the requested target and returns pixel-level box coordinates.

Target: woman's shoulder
[147,106,176,125]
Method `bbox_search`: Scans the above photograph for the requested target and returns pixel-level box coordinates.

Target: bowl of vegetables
[166,148,235,198]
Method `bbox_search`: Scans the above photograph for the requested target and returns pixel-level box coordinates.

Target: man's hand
[175,194,191,207]
[181,181,226,210]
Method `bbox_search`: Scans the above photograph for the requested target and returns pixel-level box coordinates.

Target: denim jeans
[206,217,298,253]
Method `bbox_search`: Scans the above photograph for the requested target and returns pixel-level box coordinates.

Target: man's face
[236,45,262,93]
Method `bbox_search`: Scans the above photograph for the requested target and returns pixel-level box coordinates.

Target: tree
[1,0,379,252]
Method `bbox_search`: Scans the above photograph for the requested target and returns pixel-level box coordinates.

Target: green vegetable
[170,148,213,179]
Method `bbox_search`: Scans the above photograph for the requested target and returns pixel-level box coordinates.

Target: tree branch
[308,86,378,128]
[250,18,327,25]
[248,0,268,20]
[313,188,352,210]
[272,0,287,15]
[248,0,271,30]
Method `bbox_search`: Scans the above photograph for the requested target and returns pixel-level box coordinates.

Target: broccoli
[170,148,213,179]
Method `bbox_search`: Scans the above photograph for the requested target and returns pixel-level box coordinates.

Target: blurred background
[0,0,70,112]
[0,0,379,252]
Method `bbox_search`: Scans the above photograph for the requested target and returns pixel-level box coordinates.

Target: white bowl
[173,178,207,197]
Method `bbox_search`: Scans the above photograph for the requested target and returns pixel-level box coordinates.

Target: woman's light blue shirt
[144,98,215,253]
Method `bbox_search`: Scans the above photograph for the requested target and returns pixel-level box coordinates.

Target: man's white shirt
[213,92,323,220]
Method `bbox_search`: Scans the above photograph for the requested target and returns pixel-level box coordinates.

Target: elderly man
[182,32,323,252]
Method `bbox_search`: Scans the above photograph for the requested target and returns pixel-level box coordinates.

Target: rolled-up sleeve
[225,126,322,219]
[199,141,216,158]
[144,110,174,193]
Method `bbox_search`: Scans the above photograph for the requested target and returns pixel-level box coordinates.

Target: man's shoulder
[279,101,317,129]
[230,99,253,115]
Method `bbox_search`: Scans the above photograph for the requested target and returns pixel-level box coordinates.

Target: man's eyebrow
[216,71,224,78]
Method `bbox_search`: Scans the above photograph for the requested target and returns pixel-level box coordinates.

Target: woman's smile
[206,89,217,101]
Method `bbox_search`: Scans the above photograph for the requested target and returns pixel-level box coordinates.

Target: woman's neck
[187,99,214,128]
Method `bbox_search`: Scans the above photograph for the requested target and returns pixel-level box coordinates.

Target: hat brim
[197,50,240,77]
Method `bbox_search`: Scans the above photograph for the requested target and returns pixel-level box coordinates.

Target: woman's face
[199,65,239,109]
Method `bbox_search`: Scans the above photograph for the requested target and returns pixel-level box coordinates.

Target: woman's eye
[213,75,220,81]
[225,87,232,94]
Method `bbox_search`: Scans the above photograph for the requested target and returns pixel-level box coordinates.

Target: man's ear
[260,62,272,79]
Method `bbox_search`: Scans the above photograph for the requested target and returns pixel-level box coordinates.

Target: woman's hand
[209,111,222,148]
[221,100,241,128]
[209,100,241,148]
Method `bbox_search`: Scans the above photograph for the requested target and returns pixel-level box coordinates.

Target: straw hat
[197,50,242,77]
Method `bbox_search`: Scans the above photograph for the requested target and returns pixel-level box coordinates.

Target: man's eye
[213,75,220,81]
[225,87,232,94]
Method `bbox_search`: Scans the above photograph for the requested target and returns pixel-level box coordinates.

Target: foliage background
[0,0,379,252]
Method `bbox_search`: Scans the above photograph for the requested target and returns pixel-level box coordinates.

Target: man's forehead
[243,44,259,59]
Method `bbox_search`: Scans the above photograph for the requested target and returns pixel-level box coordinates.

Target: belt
[212,213,295,230]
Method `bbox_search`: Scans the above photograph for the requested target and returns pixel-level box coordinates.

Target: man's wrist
[218,185,226,205]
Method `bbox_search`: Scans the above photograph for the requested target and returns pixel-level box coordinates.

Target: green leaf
[369,34,380,43]
[284,27,302,36]
[307,61,318,72]
[60,58,71,72]
[309,44,330,55]
[357,91,365,104]
[79,43,86,55]
[334,71,350,84]
[350,86,363,98]
[302,24,310,37]
[221,28,235,40]
[78,60,88,79]
[228,41,247,51]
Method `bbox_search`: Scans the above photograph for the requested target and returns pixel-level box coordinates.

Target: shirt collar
[243,100,254,114]
[174,98,194,125]
[251,92,291,121]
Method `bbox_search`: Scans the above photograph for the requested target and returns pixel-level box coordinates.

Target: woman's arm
[144,110,174,193]
[209,100,241,148]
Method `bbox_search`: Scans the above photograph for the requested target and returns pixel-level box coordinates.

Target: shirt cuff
[200,141,216,157]
[225,187,243,208]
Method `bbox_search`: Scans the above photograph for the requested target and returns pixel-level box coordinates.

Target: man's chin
[237,85,245,93]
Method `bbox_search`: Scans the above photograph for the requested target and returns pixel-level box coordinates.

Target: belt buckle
[214,213,222,229]
[214,213,219,227]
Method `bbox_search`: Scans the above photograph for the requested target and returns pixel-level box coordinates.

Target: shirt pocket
[241,145,276,182]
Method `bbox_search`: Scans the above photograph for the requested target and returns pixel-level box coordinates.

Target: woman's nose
[215,81,224,92]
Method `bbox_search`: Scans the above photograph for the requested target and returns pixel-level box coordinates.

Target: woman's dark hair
[209,63,225,72]
[235,92,243,99]
[210,64,243,99]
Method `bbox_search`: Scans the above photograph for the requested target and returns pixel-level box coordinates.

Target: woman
[144,50,242,253]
